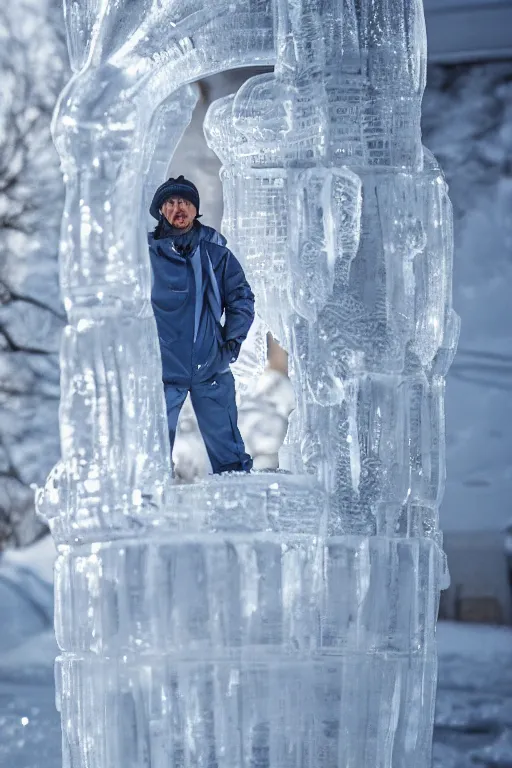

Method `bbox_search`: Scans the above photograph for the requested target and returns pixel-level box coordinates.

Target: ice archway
[37,1,458,766]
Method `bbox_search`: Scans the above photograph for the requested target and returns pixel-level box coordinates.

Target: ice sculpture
[37,0,459,766]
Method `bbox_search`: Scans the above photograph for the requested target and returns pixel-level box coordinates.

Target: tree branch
[0,280,66,321]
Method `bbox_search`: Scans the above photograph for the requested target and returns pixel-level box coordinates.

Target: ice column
[38,0,457,767]
[206,0,459,763]
[207,0,459,537]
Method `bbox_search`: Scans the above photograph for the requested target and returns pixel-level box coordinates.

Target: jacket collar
[159,219,201,257]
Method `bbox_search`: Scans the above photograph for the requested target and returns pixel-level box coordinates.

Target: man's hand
[224,339,241,363]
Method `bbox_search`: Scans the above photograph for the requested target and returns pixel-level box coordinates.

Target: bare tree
[0,2,68,548]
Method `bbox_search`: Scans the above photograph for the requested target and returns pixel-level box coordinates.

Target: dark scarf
[154,217,201,256]
[155,217,222,325]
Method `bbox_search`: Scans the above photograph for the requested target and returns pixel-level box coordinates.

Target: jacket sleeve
[222,250,255,343]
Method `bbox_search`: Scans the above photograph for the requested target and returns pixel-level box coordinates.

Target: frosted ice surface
[37,0,458,766]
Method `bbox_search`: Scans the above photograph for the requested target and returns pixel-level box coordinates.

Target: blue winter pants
[164,371,252,474]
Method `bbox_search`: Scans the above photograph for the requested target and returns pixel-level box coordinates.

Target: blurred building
[440,531,512,625]
[425,0,512,63]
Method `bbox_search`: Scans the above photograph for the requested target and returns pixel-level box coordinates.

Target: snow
[0,537,54,654]
[435,622,512,768]
[1,616,511,767]
[3,535,56,585]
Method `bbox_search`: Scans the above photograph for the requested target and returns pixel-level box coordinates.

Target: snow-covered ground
[434,623,512,767]
[1,544,511,768]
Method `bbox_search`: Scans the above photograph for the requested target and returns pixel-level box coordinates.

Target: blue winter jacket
[148,223,255,386]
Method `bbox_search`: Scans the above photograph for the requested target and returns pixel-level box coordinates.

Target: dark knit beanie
[149,175,200,220]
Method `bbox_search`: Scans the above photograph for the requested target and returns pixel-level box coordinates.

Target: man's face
[161,196,197,229]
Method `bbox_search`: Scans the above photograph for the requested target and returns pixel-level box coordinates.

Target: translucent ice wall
[37,0,458,766]
[205,0,460,532]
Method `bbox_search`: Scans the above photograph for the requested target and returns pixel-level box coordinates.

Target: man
[148,175,254,474]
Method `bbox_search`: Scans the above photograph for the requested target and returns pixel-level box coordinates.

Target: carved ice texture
[36,0,459,766]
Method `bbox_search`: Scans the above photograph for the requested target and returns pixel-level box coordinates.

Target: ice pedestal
[41,473,445,768]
